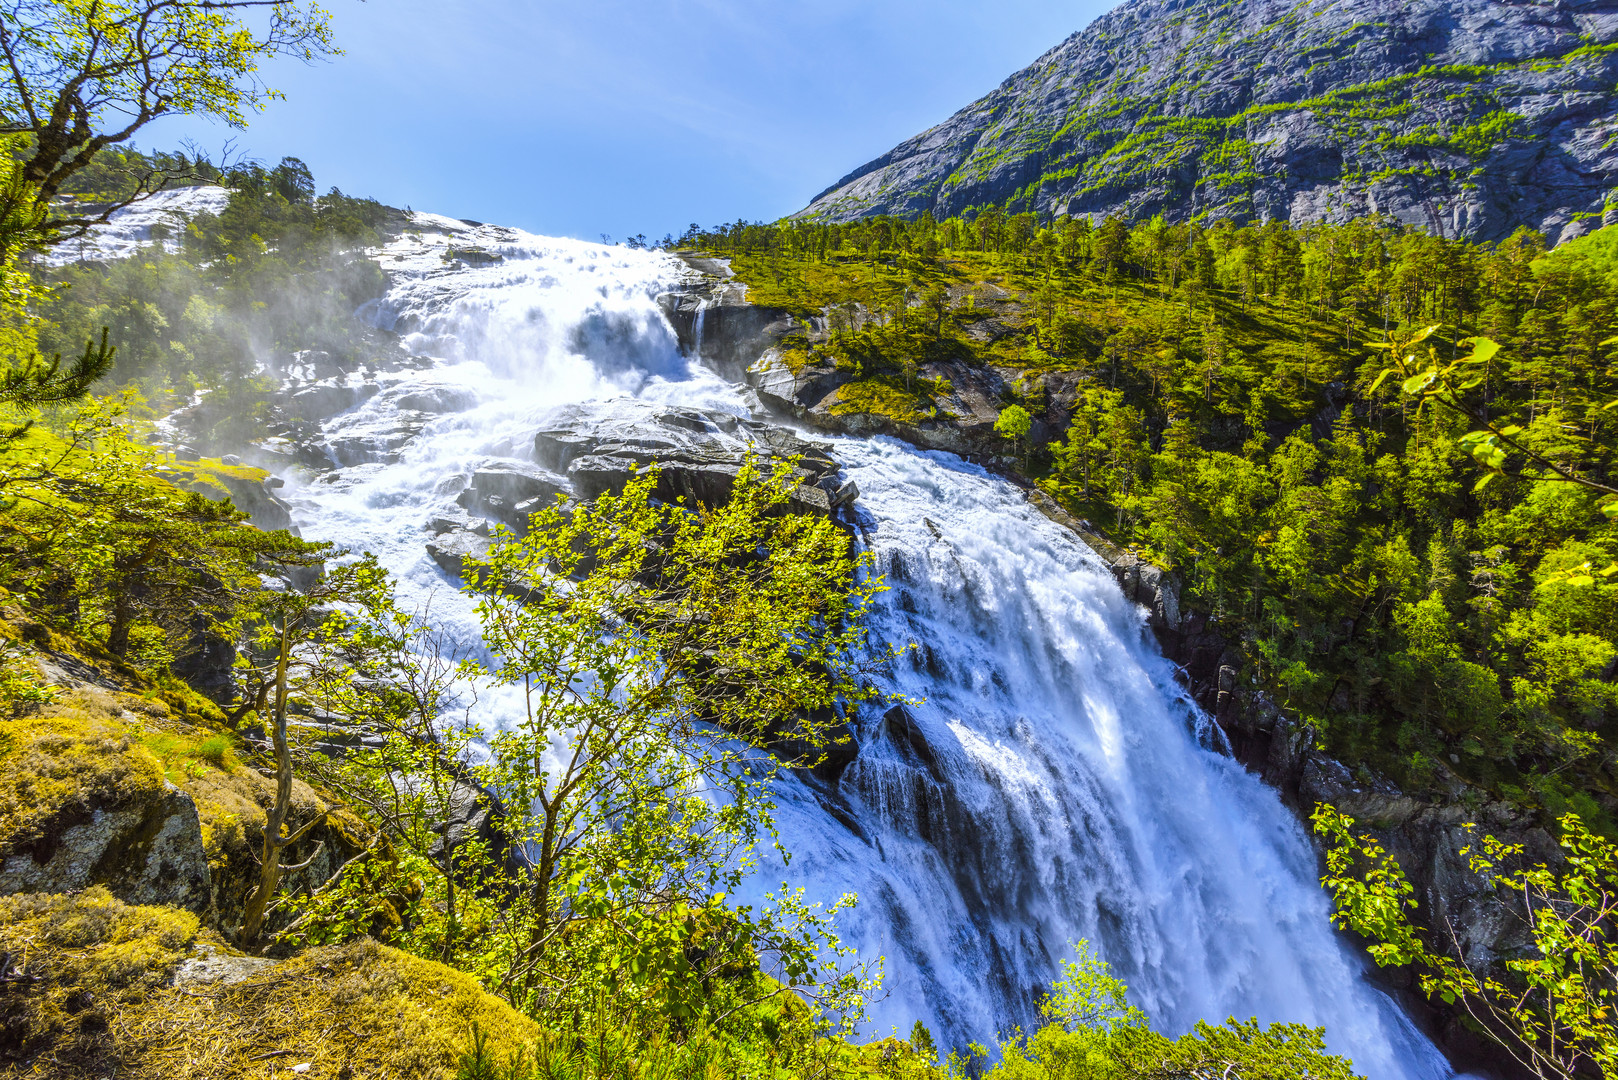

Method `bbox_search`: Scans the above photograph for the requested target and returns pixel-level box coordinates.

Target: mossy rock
[0,697,211,910]
[0,888,539,1078]
[0,692,368,930]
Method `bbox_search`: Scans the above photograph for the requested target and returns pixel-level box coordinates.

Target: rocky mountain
[800,0,1618,243]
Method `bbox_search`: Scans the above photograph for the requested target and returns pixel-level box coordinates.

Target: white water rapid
[248,213,1450,1079]
[39,185,233,266]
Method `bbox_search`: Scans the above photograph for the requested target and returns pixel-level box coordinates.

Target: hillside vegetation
[692,208,1618,830]
[0,141,1375,1076]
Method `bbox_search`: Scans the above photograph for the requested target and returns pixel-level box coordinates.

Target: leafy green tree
[233,554,385,945]
[995,403,1033,460]
[285,583,492,967]
[463,460,885,1033]
[1371,325,1617,506]
[984,939,1357,1080]
[1,0,338,230]
[0,398,316,664]
[1315,804,1618,1080]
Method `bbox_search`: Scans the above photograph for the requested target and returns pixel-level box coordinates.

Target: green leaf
[1465,337,1501,366]
[1473,472,1497,492]
[1402,371,1437,395]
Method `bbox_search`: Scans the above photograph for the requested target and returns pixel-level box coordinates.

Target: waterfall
[692,295,710,360]
[37,186,232,267]
[272,215,1454,1080]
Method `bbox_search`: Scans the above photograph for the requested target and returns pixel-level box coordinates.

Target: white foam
[40,186,232,266]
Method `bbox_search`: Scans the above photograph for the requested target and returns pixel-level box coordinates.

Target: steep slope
[799,0,1618,242]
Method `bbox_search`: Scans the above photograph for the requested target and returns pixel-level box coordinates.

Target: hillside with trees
[688,207,1618,830]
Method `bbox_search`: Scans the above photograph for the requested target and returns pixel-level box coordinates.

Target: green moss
[0,889,539,1079]
[0,700,168,859]
[827,379,936,425]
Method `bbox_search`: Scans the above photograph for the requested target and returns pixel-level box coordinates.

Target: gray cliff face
[801,0,1618,243]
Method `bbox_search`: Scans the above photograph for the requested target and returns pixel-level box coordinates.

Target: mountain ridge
[798,0,1618,243]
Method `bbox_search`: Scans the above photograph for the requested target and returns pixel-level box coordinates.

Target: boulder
[427,527,493,580]
[428,506,489,537]
[0,782,211,911]
[283,382,378,422]
[459,462,568,529]
[375,380,479,414]
[534,400,850,520]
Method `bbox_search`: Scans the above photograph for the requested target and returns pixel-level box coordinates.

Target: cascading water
[38,186,232,266]
[257,212,1452,1080]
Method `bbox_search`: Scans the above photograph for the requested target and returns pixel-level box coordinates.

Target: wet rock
[325,429,417,467]
[1109,552,1182,635]
[449,462,571,534]
[531,427,601,471]
[282,382,378,422]
[443,246,503,267]
[469,462,568,509]
[536,400,849,520]
[386,384,478,413]
[426,527,493,578]
[428,507,489,537]
[882,704,943,782]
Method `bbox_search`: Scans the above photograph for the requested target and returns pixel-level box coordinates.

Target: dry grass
[0,889,538,1080]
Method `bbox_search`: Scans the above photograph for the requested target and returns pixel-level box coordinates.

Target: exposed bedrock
[0,780,212,912]
[799,0,1618,246]
[660,253,1074,465]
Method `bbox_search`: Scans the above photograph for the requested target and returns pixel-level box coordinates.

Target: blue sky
[144,0,1114,241]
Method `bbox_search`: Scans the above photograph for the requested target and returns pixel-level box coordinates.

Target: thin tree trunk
[240,624,297,944]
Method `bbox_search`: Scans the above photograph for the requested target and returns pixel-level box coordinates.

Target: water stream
[160,207,1451,1078]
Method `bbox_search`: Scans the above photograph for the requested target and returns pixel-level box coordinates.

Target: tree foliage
[0,0,338,231]
[1315,804,1618,1080]
[984,939,1357,1080]
[695,208,1618,822]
